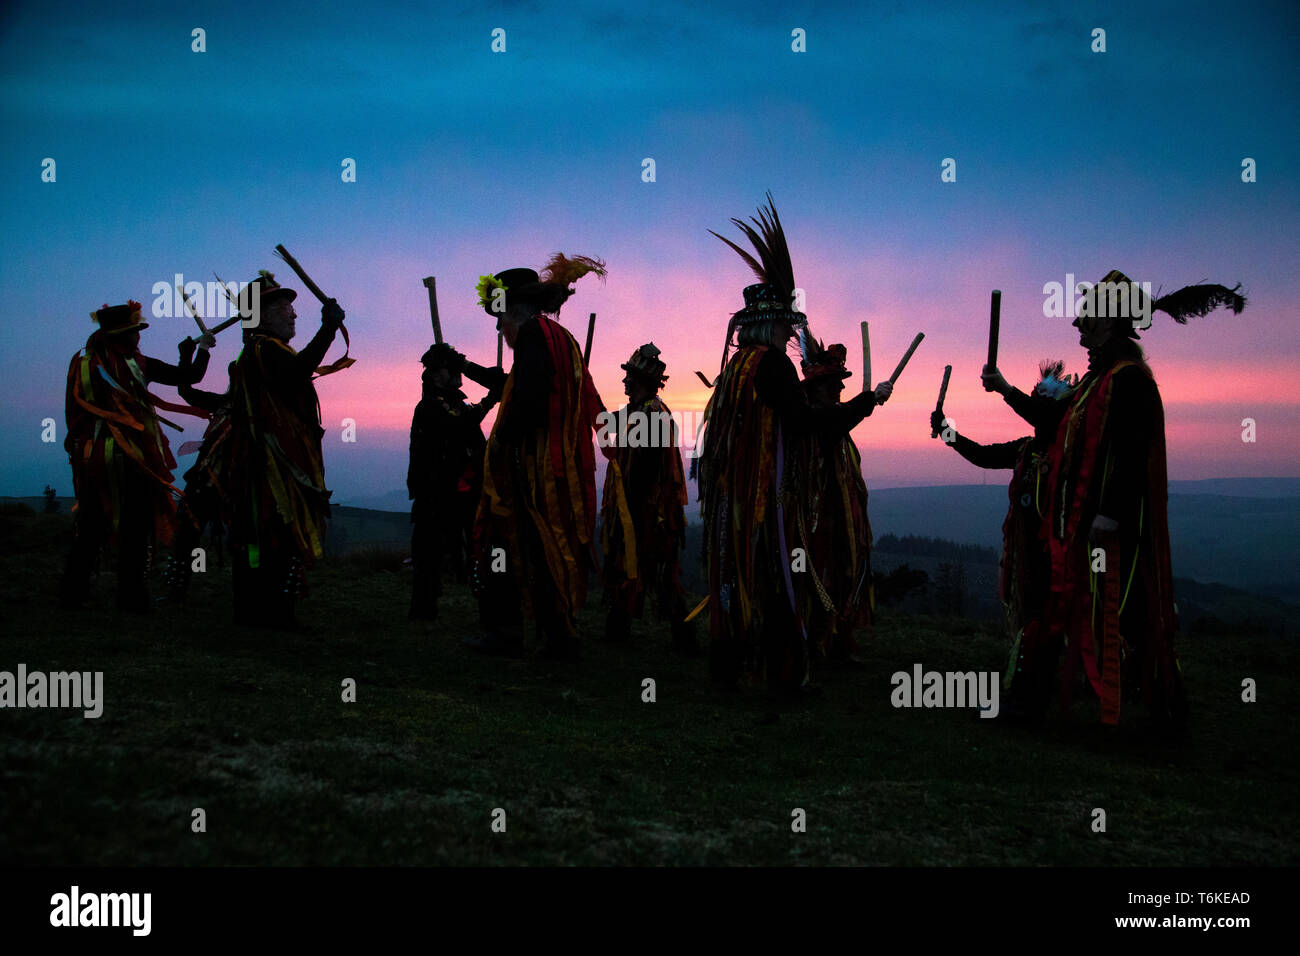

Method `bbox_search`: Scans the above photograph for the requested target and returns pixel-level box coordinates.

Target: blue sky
[3,0,1297,501]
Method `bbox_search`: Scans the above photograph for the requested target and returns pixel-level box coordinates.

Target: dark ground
[2,507,1297,866]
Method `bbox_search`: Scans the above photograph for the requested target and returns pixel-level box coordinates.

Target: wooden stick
[496,330,503,369]
[860,321,871,391]
[194,275,249,336]
[274,244,330,304]
[889,332,925,384]
[932,364,952,438]
[987,289,1002,369]
[177,283,209,336]
[422,276,443,345]
[694,370,715,389]
[206,313,247,336]
[210,272,253,332]
[583,312,596,366]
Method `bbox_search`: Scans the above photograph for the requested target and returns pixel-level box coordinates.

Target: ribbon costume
[60,300,208,610]
[600,344,696,652]
[226,272,346,628]
[698,197,889,693]
[800,341,876,662]
[931,361,1075,705]
[469,255,633,659]
[995,270,1244,724]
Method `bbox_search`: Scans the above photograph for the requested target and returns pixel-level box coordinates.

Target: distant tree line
[874,533,998,566]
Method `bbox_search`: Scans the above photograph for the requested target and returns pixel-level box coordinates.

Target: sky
[3,0,1297,504]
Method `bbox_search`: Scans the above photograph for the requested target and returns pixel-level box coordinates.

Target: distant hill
[13,474,1300,610]
[320,505,1294,633]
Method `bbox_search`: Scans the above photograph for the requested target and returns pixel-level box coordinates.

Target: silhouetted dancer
[60,300,209,611]
[983,270,1244,726]
[800,341,876,666]
[408,342,503,621]
[227,272,346,630]
[930,360,1075,715]
[600,344,697,653]
[698,196,892,697]
[164,360,239,599]
[467,255,632,660]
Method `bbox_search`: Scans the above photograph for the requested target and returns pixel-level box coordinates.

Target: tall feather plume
[539,253,607,287]
[707,191,797,302]
[710,192,808,369]
[1153,283,1246,324]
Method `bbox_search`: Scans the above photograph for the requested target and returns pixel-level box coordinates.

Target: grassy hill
[2,506,1297,866]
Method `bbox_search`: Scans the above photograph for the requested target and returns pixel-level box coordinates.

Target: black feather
[1153,283,1246,324]
[710,191,797,302]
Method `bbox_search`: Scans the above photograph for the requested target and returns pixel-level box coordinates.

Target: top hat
[734,283,805,327]
[621,343,668,386]
[477,268,545,315]
[477,255,606,317]
[91,300,148,334]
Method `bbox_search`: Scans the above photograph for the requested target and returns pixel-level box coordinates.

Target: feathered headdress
[801,337,852,383]
[1033,359,1076,400]
[709,192,797,305]
[710,192,811,371]
[476,254,606,316]
[539,253,607,287]
[1081,270,1246,337]
[1152,283,1246,323]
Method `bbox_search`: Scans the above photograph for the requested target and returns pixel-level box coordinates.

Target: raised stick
[888,332,925,384]
[272,246,355,375]
[860,321,871,391]
[987,289,1001,370]
[177,283,210,338]
[931,364,953,438]
[422,276,443,345]
[210,272,255,334]
[583,313,596,366]
[273,244,330,304]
